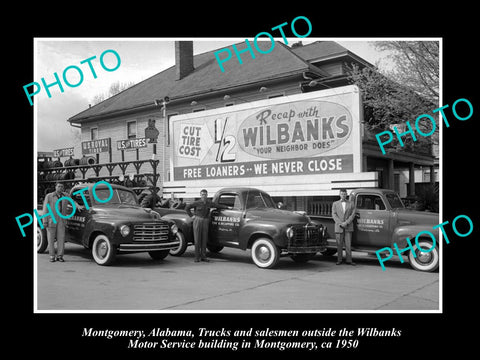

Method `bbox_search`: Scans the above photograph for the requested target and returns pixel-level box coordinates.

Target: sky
[34,38,392,152]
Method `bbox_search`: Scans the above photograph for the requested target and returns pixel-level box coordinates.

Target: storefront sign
[117,137,147,151]
[81,138,111,155]
[170,86,361,181]
[175,155,352,180]
[53,147,74,157]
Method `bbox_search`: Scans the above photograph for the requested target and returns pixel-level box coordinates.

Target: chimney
[175,41,194,80]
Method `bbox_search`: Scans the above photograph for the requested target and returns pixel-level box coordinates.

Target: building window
[90,127,98,140]
[127,120,137,139]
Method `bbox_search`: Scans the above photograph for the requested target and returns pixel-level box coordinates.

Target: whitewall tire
[251,238,280,269]
[92,234,116,266]
[408,240,439,272]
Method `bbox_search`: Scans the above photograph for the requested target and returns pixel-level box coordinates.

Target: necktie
[57,194,63,215]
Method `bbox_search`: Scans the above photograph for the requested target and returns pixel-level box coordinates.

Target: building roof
[291,41,373,67]
[68,41,364,124]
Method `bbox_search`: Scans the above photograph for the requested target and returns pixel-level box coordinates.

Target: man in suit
[332,188,357,265]
[42,182,70,262]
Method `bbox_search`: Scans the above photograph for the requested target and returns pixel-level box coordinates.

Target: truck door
[353,193,392,248]
[210,193,243,248]
[65,189,91,245]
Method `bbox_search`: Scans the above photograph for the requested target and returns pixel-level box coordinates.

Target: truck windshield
[246,191,276,209]
[94,188,138,205]
[386,193,405,209]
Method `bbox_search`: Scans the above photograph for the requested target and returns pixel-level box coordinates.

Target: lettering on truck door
[210,193,243,247]
[65,189,91,244]
[354,193,391,248]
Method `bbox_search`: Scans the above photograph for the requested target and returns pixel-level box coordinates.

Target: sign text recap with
[15,181,114,237]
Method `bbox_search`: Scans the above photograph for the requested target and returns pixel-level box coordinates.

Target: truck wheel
[408,240,439,272]
[92,234,116,266]
[251,238,280,269]
[207,245,224,253]
[149,250,170,260]
[169,232,187,256]
[37,227,48,253]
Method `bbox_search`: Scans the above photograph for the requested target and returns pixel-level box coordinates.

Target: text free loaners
[182,158,344,179]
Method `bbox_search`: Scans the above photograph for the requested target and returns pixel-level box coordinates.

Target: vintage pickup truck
[37,183,180,266]
[313,188,440,272]
[157,187,326,269]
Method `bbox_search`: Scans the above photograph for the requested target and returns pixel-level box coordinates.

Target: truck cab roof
[350,188,396,193]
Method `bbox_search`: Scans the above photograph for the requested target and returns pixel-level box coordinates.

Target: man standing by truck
[185,189,231,263]
[332,188,357,266]
[42,182,69,262]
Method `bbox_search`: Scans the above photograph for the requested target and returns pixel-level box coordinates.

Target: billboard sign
[170,86,361,182]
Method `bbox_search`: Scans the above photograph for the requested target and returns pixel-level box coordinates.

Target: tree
[347,40,440,152]
[375,41,439,104]
[90,80,135,105]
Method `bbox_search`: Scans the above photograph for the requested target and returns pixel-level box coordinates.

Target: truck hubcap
[97,241,108,258]
[257,245,271,262]
[416,250,432,264]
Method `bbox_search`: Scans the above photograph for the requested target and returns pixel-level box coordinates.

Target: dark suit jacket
[42,191,70,227]
[332,200,356,233]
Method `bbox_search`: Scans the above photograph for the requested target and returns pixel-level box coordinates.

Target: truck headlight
[170,224,178,234]
[150,210,161,219]
[286,226,294,240]
[120,225,130,237]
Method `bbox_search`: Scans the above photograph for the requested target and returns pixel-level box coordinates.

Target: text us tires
[169,232,187,256]
[37,227,48,253]
[92,234,116,266]
[408,239,439,272]
[251,238,280,269]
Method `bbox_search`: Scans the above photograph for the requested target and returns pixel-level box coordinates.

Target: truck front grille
[291,224,321,246]
[133,223,169,242]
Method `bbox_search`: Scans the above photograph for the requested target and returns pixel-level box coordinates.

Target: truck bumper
[287,245,326,254]
[118,241,180,252]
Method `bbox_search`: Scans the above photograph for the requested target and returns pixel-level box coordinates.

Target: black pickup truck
[157,187,326,269]
[315,188,440,272]
[37,183,180,266]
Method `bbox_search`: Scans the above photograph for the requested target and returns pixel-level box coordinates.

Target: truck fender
[161,213,194,243]
[240,221,286,250]
[392,225,439,249]
[84,222,116,248]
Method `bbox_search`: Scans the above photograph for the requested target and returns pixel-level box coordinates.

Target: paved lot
[36,243,439,311]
